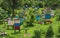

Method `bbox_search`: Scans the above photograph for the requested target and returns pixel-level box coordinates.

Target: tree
[24,8,35,27]
[0,7,8,24]
[1,0,20,17]
[0,0,3,6]
[45,25,54,38]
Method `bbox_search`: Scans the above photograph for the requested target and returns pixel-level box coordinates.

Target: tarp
[20,18,24,23]
[20,18,24,25]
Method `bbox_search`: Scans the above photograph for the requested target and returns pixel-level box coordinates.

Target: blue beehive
[36,15,40,21]
[45,14,51,19]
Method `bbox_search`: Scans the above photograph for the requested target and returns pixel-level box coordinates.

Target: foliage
[0,7,8,19]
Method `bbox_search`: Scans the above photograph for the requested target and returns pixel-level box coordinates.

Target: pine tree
[45,25,54,38]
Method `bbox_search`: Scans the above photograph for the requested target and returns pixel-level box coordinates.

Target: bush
[32,30,41,38]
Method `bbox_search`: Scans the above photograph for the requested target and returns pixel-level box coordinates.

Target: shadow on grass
[0,34,14,38]
[11,31,20,35]
[11,29,26,35]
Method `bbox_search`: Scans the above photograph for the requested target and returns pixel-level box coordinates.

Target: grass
[0,19,60,38]
[0,9,60,38]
